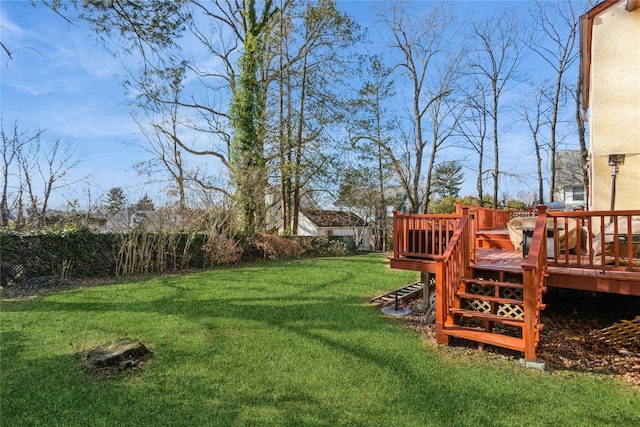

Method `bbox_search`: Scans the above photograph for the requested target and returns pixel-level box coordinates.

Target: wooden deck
[392,247,640,296]
[475,247,640,296]
[390,205,640,360]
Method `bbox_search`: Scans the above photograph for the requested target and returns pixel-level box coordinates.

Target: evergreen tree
[105,187,127,216]
[135,194,155,211]
[432,161,464,199]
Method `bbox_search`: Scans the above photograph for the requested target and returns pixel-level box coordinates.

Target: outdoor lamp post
[602,152,639,221]
[608,153,625,214]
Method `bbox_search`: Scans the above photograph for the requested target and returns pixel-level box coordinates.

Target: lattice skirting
[501,287,522,300]
[464,283,493,313]
[591,316,640,347]
[497,304,524,320]
[464,283,523,319]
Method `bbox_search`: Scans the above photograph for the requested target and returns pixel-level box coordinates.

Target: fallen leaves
[399,289,640,390]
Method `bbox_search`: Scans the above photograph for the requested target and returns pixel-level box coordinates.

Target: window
[572,186,585,201]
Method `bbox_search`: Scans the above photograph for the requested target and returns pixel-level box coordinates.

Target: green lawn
[1,254,638,426]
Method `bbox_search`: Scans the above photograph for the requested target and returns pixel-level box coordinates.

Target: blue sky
[1,0,573,210]
[2,0,148,208]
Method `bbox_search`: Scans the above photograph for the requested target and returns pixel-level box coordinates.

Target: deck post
[434,261,449,345]
[463,207,476,264]
[521,206,548,362]
[522,268,536,361]
[392,211,400,259]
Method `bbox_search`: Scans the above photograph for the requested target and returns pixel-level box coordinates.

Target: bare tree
[457,78,489,204]
[51,1,360,235]
[348,55,397,250]
[1,120,31,226]
[521,80,553,205]
[1,120,44,227]
[573,69,589,199]
[469,11,522,208]
[132,65,233,211]
[422,64,466,213]
[266,0,360,233]
[528,0,584,202]
[375,1,460,213]
[1,119,83,228]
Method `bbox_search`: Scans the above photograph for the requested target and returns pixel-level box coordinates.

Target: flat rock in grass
[84,338,153,373]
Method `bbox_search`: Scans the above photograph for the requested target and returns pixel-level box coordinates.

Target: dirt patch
[399,289,640,390]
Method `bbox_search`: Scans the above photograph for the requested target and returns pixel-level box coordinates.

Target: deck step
[456,293,523,306]
[463,278,524,290]
[450,308,525,327]
[370,282,423,306]
[475,230,514,250]
[443,326,525,352]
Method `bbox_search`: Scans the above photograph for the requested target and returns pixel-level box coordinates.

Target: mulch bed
[400,288,640,390]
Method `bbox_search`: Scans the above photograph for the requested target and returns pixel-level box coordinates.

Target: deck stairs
[443,267,545,353]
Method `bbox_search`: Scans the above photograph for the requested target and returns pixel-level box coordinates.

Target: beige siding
[588,2,640,210]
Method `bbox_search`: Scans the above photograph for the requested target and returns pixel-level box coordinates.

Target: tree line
[2,0,592,240]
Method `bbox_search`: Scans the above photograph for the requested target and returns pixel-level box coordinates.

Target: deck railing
[521,207,549,361]
[456,203,535,231]
[393,211,461,260]
[544,210,640,272]
[435,215,472,345]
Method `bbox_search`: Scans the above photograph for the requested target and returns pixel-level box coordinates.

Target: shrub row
[0,227,351,287]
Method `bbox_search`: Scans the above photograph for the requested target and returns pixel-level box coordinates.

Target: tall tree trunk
[492,85,499,208]
[292,55,308,235]
[549,72,563,202]
[575,70,589,205]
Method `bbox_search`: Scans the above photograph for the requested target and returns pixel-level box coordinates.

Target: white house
[286,209,372,251]
[553,150,587,209]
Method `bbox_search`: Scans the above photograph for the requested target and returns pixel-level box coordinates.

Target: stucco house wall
[582,0,640,210]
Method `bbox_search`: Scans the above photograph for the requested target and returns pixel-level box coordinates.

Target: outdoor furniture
[507,216,582,256]
[592,219,640,265]
[518,226,563,258]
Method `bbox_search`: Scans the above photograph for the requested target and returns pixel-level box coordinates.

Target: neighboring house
[580,0,640,211]
[278,209,371,251]
[101,210,159,232]
[553,150,587,209]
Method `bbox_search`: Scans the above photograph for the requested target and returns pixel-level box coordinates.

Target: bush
[294,236,349,256]
[202,234,243,266]
[248,234,302,260]
[0,228,353,289]
[0,227,116,286]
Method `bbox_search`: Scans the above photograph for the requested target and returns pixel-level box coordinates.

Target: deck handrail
[434,215,472,345]
[544,209,640,272]
[521,206,548,361]
[456,203,535,231]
